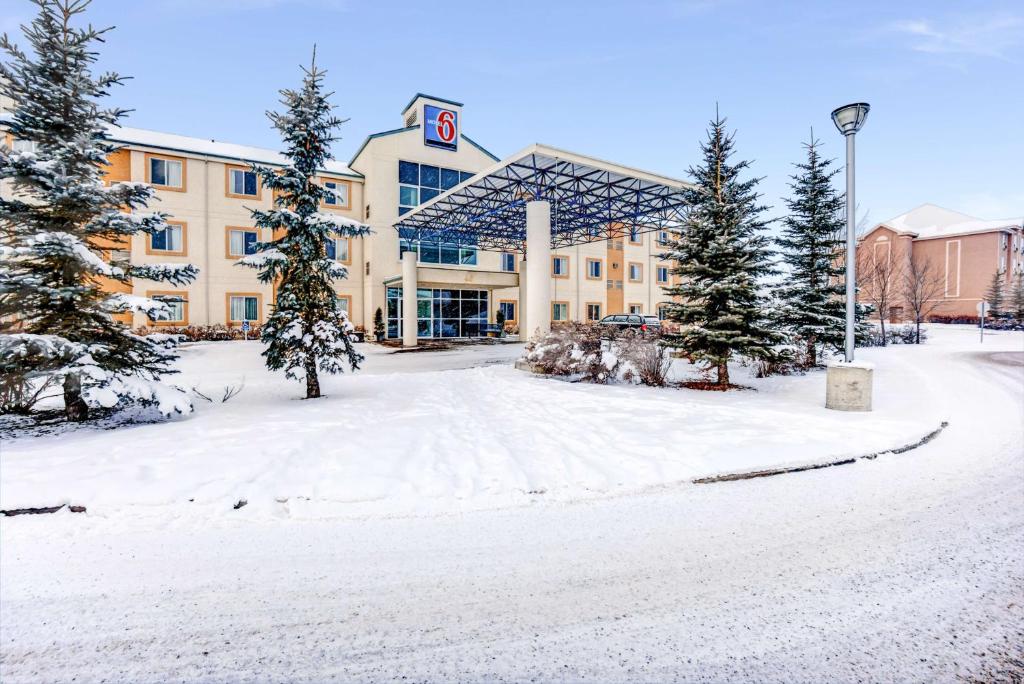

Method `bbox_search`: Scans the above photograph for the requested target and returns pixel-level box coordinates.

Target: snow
[0,326,1021,682]
[2,326,1014,520]
[874,202,1023,239]
[826,359,874,369]
[106,124,361,179]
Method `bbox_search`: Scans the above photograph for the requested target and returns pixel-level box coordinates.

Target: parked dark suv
[597,314,661,335]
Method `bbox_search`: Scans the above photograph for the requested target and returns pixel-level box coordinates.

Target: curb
[692,421,949,484]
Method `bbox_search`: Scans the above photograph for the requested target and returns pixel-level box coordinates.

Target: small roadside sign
[241,320,251,341]
[977,301,987,343]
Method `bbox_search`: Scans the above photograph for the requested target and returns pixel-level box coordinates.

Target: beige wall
[125,148,366,328]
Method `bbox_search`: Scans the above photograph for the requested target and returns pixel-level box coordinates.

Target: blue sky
[4,0,1021,227]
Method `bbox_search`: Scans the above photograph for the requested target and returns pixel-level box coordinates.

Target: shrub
[860,323,926,347]
[616,330,672,386]
[135,325,263,342]
[523,322,618,383]
[751,345,802,377]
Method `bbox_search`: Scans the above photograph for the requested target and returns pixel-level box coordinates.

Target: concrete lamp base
[825,361,874,412]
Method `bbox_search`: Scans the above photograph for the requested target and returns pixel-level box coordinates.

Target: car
[597,314,661,335]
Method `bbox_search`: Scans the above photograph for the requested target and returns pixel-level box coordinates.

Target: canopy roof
[395,144,693,251]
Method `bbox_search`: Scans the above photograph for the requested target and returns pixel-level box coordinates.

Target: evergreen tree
[0,0,198,421]
[775,136,846,366]
[1011,273,1024,323]
[660,111,780,386]
[984,271,1006,319]
[373,307,385,341]
[239,51,369,399]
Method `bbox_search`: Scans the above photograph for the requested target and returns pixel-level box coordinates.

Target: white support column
[525,200,551,339]
[517,254,528,339]
[401,251,417,348]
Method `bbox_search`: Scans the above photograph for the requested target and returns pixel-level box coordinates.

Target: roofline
[401,93,464,115]
[347,125,419,167]
[859,221,1021,243]
[399,142,693,224]
[106,134,364,180]
[461,134,500,162]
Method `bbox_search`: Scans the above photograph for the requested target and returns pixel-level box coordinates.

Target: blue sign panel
[423,104,458,151]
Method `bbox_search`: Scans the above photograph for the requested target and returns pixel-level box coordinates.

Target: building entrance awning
[395,143,692,252]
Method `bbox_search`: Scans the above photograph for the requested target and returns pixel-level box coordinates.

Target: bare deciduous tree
[858,248,905,344]
[902,257,945,344]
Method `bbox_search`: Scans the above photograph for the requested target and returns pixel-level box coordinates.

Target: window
[385,287,490,339]
[147,154,184,190]
[11,139,37,154]
[335,295,351,315]
[110,249,131,267]
[397,160,472,216]
[656,266,669,284]
[657,304,671,320]
[586,303,602,321]
[499,301,516,322]
[323,180,349,207]
[227,228,259,258]
[552,255,568,278]
[629,227,642,245]
[148,222,185,255]
[628,263,642,282]
[586,258,602,280]
[227,167,259,198]
[228,295,260,323]
[628,304,643,315]
[400,239,476,266]
[148,292,187,325]
[501,252,516,272]
[657,230,669,245]
[326,236,350,263]
[552,302,569,322]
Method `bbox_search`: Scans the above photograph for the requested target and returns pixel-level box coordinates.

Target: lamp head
[831,102,870,136]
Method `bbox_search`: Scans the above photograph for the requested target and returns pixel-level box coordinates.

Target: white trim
[944,239,961,298]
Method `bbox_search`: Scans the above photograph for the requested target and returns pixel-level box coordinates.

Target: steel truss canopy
[395,143,693,252]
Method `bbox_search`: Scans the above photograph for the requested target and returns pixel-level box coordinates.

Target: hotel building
[3,93,679,339]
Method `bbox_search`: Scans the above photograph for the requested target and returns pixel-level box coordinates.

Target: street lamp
[831,102,870,363]
[825,102,873,412]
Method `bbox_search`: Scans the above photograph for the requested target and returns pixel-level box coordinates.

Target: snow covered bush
[135,325,263,342]
[616,331,672,387]
[523,323,619,383]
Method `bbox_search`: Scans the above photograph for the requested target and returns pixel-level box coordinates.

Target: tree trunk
[879,318,887,346]
[305,357,321,399]
[806,338,816,367]
[63,373,89,422]
[916,319,922,344]
[716,361,730,387]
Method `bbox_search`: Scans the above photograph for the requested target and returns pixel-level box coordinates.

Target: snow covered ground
[0,328,975,519]
[1,325,1022,682]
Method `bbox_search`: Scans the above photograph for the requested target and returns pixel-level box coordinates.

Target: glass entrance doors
[386,288,490,339]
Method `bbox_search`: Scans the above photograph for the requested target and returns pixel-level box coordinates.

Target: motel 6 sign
[424,104,458,151]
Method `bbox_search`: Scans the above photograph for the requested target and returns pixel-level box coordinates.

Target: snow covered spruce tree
[775,136,846,367]
[660,112,780,387]
[238,52,369,399]
[0,0,198,421]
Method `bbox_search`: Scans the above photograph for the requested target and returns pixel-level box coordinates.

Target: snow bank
[2,326,1014,519]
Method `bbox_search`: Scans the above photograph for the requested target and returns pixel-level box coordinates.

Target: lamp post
[831,102,870,362]
[825,102,873,412]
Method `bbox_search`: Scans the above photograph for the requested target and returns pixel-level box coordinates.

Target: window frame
[628,228,643,245]
[225,292,263,325]
[144,153,186,192]
[326,235,352,265]
[656,265,669,284]
[628,262,643,282]
[320,178,352,210]
[586,258,603,281]
[500,252,517,273]
[551,255,569,279]
[335,294,352,316]
[146,290,188,326]
[225,227,260,259]
[586,302,602,321]
[551,301,570,322]
[498,299,517,323]
[628,303,643,315]
[225,165,262,200]
[146,220,188,257]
